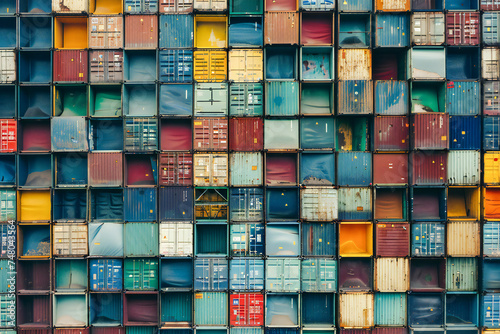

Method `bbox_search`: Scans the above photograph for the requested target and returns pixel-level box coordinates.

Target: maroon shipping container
[88,152,123,187]
[229,118,263,151]
[126,155,156,186]
[372,328,407,334]
[373,52,399,80]
[375,188,406,221]
[125,15,158,49]
[410,258,446,292]
[54,329,90,334]
[89,50,123,83]
[18,260,51,292]
[481,0,500,10]
[301,13,334,45]
[230,293,264,326]
[161,119,192,151]
[91,328,125,334]
[410,151,447,185]
[446,12,480,45]
[374,116,409,151]
[266,0,297,10]
[373,153,408,185]
[412,113,449,150]
[123,292,159,326]
[159,152,193,186]
[17,294,51,327]
[18,330,52,334]
[20,120,51,152]
[376,223,410,257]
[53,50,88,83]
[412,188,444,220]
[339,258,372,292]
[193,118,228,151]
[159,0,193,12]
[266,153,297,186]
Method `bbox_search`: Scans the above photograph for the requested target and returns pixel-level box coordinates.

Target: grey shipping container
[266,258,301,292]
[194,258,229,290]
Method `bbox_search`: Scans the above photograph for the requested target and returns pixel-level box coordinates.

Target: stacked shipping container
[0,0,499,333]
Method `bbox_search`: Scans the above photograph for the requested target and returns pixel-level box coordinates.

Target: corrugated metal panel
[266,258,300,292]
[160,291,191,325]
[264,119,299,150]
[53,50,88,83]
[0,119,16,153]
[483,294,500,327]
[265,81,299,116]
[411,13,445,45]
[194,292,228,326]
[447,150,480,185]
[485,82,500,116]
[124,188,156,222]
[375,258,409,292]
[229,258,265,290]
[90,259,122,291]
[264,12,299,45]
[89,16,124,49]
[447,221,480,256]
[375,223,409,257]
[337,0,372,11]
[376,0,410,10]
[300,0,335,10]
[483,48,500,80]
[446,257,477,291]
[125,0,159,12]
[193,118,228,150]
[89,50,124,82]
[374,294,406,326]
[88,152,123,187]
[449,116,481,150]
[160,15,193,48]
[446,81,480,115]
[194,258,228,290]
[193,154,228,186]
[485,117,500,150]
[0,51,15,83]
[230,223,264,256]
[230,293,264,326]
[484,12,500,45]
[53,0,89,12]
[124,118,158,151]
[229,50,263,82]
[229,83,264,116]
[159,50,193,83]
[410,151,447,185]
[124,258,159,290]
[301,258,337,292]
[375,14,409,47]
[265,294,299,327]
[160,187,194,221]
[124,223,158,256]
[412,113,449,149]
[339,293,374,328]
[338,81,373,114]
[409,48,446,80]
[302,222,336,256]
[301,187,338,221]
[51,117,88,152]
[229,189,263,222]
[160,0,193,12]
[411,223,445,256]
[485,222,500,257]
[53,224,88,256]
[338,187,372,220]
[159,222,193,256]
[125,15,158,49]
[194,83,228,116]
[195,0,227,10]
[374,117,409,151]
[337,152,372,186]
[159,153,193,186]
[446,12,480,45]
[338,49,372,80]
[375,81,408,115]
[373,153,408,185]
[229,118,263,151]
[230,152,263,186]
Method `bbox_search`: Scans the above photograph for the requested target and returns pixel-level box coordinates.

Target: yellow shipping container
[18,191,51,222]
[193,153,228,186]
[484,152,500,184]
[339,293,374,328]
[339,222,373,257]
[194,50,227,82]
[54,17,88,49]
[375,258,409,292]
[229,50,263,82]
[447,186,480,220]
[447,221,480,257]
[338,49,372,80]
[89,0,123,14]
[194,16,227,48]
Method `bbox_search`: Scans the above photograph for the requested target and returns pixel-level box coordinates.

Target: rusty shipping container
[160,0,193,12]
[410,151,447,185]
[373,153,408,185]
[89,16,124,49]
[125,15,158,49]
[412,113,449,150]
[264,12,299,45]
[338,49,372,80]
[446,12,480,45]
[376,223,410,257]
[229,118,264,151]
[88,152,123,186]
[159,152,193,186]
[376,0,410,11]
[193,118,228,151]
[374,116,410,151]
[90,50,124,82]
[53,50,88,83]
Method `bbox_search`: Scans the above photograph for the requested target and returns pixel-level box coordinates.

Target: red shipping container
[125,15,158,49]
[123,292,159,326]
[374,116,409,151]
[159,152,193,186]
[54,329,90,334]
[301,13,333,45]
[126,155,156,186]
[53,50,88,83]
[264,12,299,45]
[18,330,52,334]
[266,153,297,185]
[20,120,50,152]
[446,12,480,46]
[373,153,408,185]
[412,113,449,150]
[340,330,372,334]
[266,0,297,10]
[482,0,500,10]
[0,119,16,152]
[229,118,263,151]
[193,118,228,151]
[230,293,264,326]
[373,52,399,80]
[410,151,447,185]
[88,152,123,187]
[161,119,192,151]
[375,223,410,257]
[91,329,125,334]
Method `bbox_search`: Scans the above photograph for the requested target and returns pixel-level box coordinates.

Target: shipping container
[230,0,263,13]
[447,47,480,80]
[161,119,192,151]
[446,257,477,291]
[266,223,300,255]
[53,85,87,117]
[194,83,227,116]
[0,190,16,222]
[0,0,15,14]
[194,258,228,290]
[161,258,193,289]
[484,48,500,80]
[52,224,87,256]
[0,51,15,84]
[375,258,409,292]
[411,186,446,221]
[88,223,123,256]
[159,50,193,83]
[485,152,500,185]
[90,189,124,222]
[89,51,124,83]
[89,15,123,49]
[125,0,159,12]
[408,293,444,326]
[18,154,52,188]
[160,292,192,326]
[124,52,157,83]
[266,153,296,186]
[124,223,158,256]
[194,292,228,326]
[265,81,299,116]
[230,153,262,186]
[265,48,298,80]
[336,117,370,151]
[194,16,227,48]
[446,13,480,45]
[54,17,88,49]
[124,258,158,290]
[374,81,408,115]
[159,222,192,256]
[301,83,333,114]
[125,154,157,186]
[339,293,374,328]
[51,117,88,152]
[410,151,447,185]
[485,117,500,150]
[301,13,333,46]
[265,294,299,327]
[409,47,445,80]
[337,152,371,186]
[448,187,480,220]
[301,259,336,294]
[18,51,51,84]
[372,49,406,81]
[17,294,50,327]
[230,293,264,326]
[411,223,445,256]
[53,294,87,327]
[446,81,480,116]
[124,118,158,150]
[158,153,192,186]
[339,222,373,257]
[0,17,16,48]
[18,223,51,257]
[193,118,227,151]
[412,82,445,113]
[229,83,263,116]
[338,81,373,114]
[229,50,263,82]
[266,258,300,292]
[300,0,335,9]
[484,259,500,291]
[483,13,500,45]
[373,153,408,185]
[195,223,228,255]
[485,82,500,116]
[266,0,298,10]
[125,15,157,49]
[376,0,410,10]
[17,259,49,292]
[0,86,16,118]
[230,258,265,289]
[339,14,371,48]
[159,84,193,116]
[52,0,89,12]
[410,258,446,291]
[194,50,228,82]
[264,13,299,45]
[300,48,334,81]
[90,293,122,326]
[228,118,263,151]
[375,187,408,221]
[301,187,338,221]
[375,294,407,326]
[485,187,500,220]
[89,0,123,14]
[160,0,193,12]
[485,222,500,257]
[374,117,409,151]
[412,13,445,45]
[300,152,335,186]
[194,154,228,187]
[160,187,193,221]
[264,119,299,150]
[483,294,500,327]
[302,222,336,256]
[229,189,263,224]
[88,152,123,186]
[0,155,15,187]
[375,223,410,257]
[18,190,51,222]
[123,292,158,326]
[19,85,51,118]
[159,15,193,49]
[89,259,122,291]
[446,294,479,326]
[229,16,263,47]
[302,293,335,327]
[0,120,15,153]
[412,113,448,149]
[54,153,87,187]
[338,187,372,220]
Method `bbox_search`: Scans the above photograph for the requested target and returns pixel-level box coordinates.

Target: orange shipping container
[125,15,158,49]
[375,0,410,11]
[89,16,123,48]
[194,50,227,82]
[484,187,500,220]
[264,12,299,45]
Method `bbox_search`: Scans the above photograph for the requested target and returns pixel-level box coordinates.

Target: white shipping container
[229,50,264,82]
[339,293,374,328]
[53,224,88,256]
[159,222,193,256]
[411,13,445,45]
[375,258,409,292]
[483,48,500,80]
[0,51,15,83]
[447,151,480,185]
[447,221,480,257]
[194,153,228,186]
[301,187,338,221]
[194,0,227,10]
[52,0,89,12]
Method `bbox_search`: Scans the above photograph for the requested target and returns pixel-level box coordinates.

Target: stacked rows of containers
[2,0,500,332]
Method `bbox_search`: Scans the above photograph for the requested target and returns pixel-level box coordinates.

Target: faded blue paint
[161,292,192,323]
[125,0,159,12]
[266,294,299,327]
[484,116,500,150]
[375,14,409,47]
[51,117,88,151]
[266,223,300,256]
[159,187,194,221]
[160,84,193,116]
[375,293,407,326]
[411,223,445,256]
[449,116,481,149]
[229,223,265,257]
[229,188,264,222]
[446,48,480,80]
[484,13,500,45]
[194,258,228,290]
[229,16,263,47]
[447,81,481,115]
[124,223,159,257]
[160,15,193,48]
[338,0,372,12]
[338,80,373,115]
[446,294,478,326]
[265,81,299,116]
[302,222,336,256]
[90,293,122,326]
[159,50,193,83]
[88,223,124,257]
[300,152,335,186]
[337,152,372,186]
[124,118,158,151]
[301,258,337,292]
[229,83,264,116]
[375,80,409,115]
[124,188,157,222]
[484,222,500,257]
[483,259,500,291]
[300,117,335,149]
[229,258,265,290]
[483,293,500,328]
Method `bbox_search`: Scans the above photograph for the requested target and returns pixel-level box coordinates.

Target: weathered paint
[412,13,445,45]
[338,187,372,220]
[339,293,374,328]
[446,257,478,291]
[159,222,193,256]
[374,81,409,115]
[374,293,407,326]
[301,258,337,292]
[300,187,338,221]
[266,258,300,292]
[375,258,409,292]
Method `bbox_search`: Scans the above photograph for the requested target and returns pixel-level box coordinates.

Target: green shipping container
[124,258,159,291]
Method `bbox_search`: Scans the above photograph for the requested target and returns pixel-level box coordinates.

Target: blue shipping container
[302,222,336,256]
[484,13,500,45]
[483,293,500,327]
[266,188,299,221]
[446,48,480,80]
[449,116,481,149]
[229,188,264,222]
[159,84,193,116]
[229,258,265,290]
[194,258,228,290]
[483,259,500,290]
[447,81,481,116]
[484,222,500,257]
[90,259,123,291]
[446,294,478,326]
[375,293,407,326]
[375,81,409,115]
[90,293,122,326]
[484,117,500,150]
[337,152,372,186]
[266,223,300,256]
[300,117,335,149]
[230,223,265,256]
[375,14,409,48]
[88,223,124,257]
[159,50,193,83]
[265,81,299,116]
[124,188,157,222]
[161,259,193,289]
[159,187,194,221]
[408,293,444,326]
[229,16,263,47]
[125,0,159,13]
[411,223,446,257]
[300,152,335,186]
[160,15,194,49]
